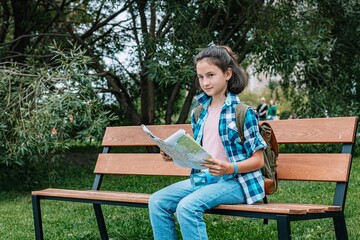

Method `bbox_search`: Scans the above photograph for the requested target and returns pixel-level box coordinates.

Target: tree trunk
[10,0,31,62]
[177,80,197,124]
[165,82,181,124]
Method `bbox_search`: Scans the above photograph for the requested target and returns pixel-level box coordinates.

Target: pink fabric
[202,106,229,163]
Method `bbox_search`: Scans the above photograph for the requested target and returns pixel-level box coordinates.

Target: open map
[141,124,211,170]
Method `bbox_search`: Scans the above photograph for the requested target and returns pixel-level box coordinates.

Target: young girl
[148,46,266,240]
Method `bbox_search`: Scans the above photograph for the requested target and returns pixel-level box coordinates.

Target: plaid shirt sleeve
[234,107,266,204]
[243,108,267,156]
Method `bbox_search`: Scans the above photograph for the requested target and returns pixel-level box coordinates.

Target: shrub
[0,43,116,190]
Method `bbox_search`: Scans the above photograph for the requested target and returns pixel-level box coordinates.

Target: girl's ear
[225,68,233,81]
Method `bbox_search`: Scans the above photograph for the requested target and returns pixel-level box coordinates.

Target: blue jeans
[148,178,245,240]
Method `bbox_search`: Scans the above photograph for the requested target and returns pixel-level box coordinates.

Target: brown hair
[193,45,248,94]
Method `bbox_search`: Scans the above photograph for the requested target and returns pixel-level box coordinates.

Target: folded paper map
[141,124,211,170]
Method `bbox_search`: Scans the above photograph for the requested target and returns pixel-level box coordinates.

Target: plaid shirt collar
[195,92,241,109]
[193,92,240,144]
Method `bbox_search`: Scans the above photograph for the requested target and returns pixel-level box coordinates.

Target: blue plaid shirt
[191,92,267,204]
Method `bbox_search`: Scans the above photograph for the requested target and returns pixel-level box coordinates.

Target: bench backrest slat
[101,124,193,146]
[266,117,357,144]
[94,153,190,176]
[94,153,352,182]
[101,117,357,146]
[277,153,351,182]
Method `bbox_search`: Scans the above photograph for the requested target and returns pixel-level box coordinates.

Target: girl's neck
[210,95,226,108]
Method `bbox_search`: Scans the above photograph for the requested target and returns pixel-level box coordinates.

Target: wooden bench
[32,117,358,240]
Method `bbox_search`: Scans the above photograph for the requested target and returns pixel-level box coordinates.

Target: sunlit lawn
[1,153,359,240]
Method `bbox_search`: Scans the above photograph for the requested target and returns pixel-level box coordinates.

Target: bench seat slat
[214,202,341,214]
[32,188,150,204]
[32,188,341,215]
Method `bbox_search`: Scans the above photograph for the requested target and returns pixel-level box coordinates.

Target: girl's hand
[201,157,233,176]
[160,149,173,162]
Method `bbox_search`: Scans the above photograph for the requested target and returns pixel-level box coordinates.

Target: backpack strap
[235,103,251,142]
[193,104,203,122]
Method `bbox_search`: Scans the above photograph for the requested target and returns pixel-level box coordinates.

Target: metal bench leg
[93,203,109,240]
[277,215,291,240]
[32,195,44,240]
[263,196,269,224]
[333,214,348,240]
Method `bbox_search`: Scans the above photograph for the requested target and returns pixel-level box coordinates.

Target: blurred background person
[256,96,268,120]
[266,100,277,120]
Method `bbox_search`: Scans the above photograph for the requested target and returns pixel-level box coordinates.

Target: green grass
[1,152,360,240]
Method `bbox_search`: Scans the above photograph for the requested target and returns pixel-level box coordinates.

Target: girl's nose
[202,78,210,85]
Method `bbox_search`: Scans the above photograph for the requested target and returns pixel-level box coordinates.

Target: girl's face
[196,59,232,99]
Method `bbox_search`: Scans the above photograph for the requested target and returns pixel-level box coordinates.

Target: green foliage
[251,0,360,118]
[0,43,116,190]
[1,0,359,125]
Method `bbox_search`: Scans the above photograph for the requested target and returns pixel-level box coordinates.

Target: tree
[250,0,360,118]
[1,0,359,171]
[0,0,272,125]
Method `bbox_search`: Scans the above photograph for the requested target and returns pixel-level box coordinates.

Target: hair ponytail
[219,46,239,63]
